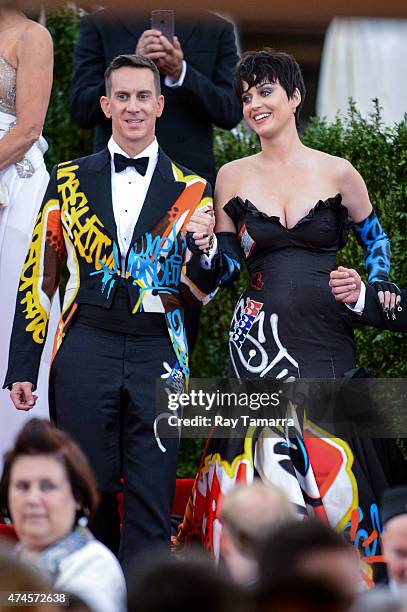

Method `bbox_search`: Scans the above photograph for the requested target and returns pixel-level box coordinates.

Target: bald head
[221,480,296,555]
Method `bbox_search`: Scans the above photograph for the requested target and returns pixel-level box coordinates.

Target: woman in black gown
[180,49,403,584]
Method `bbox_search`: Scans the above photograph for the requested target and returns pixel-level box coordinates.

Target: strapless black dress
[225,194,355,380]
[179,194,403,584]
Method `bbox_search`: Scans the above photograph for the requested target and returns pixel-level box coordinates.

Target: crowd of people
[2,419,407,611]
[0,1,406,611]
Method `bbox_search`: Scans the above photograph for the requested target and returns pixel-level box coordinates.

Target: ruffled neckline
[225,193,347,231]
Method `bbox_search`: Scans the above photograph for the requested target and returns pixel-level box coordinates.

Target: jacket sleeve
[358,285,406,332]
[3,166,66,389]
[171,20,242,129]
[70,14,108,130]
[180,182,243,308]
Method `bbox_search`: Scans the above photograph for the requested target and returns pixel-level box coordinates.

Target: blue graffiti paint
[126,226,185,297]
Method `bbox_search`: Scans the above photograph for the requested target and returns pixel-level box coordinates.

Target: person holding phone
[70,8,242,188]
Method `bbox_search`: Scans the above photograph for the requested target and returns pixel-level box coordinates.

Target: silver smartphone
[151,10,175,41]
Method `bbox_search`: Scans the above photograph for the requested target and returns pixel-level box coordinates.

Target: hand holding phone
[151,10,174,41]
[136,11,183,81]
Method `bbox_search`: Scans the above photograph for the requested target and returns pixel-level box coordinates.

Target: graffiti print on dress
[229,297,300,380]
[238,224,256,258]
[230,298,263,350]
[250,271,263,290]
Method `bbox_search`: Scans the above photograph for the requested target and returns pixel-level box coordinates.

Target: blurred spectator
[350,586,407,612]
[258,519,361,601]
[257,574,353,612]
[0,418,126,612]
[381,486,407,590]
[70,8,242,186]
[127,551,251,612]
[66,593,93,611]
[0,545,55,612]
[220,480,296,585]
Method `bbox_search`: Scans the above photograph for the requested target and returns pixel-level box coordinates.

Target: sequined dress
[0,54,59,468]
[0,56,16,114]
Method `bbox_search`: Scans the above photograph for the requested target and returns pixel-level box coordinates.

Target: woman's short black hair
[234,48,306,125]
[0,419,99,521]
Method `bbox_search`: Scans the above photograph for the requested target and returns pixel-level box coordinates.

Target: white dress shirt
[165,60,187,88]
[108,137,159,271]
[346,281,367,315]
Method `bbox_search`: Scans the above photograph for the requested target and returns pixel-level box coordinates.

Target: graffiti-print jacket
[4,147,217,388]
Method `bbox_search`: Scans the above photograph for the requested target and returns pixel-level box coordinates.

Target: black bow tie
[113,153,149,176]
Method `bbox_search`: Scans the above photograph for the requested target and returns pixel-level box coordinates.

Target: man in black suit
[70,8,242,187]
[329,266,405,331]
[6,55,216,566]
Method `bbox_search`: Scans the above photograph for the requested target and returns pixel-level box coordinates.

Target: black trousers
[49,320,179,568]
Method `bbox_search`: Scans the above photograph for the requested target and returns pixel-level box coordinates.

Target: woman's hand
[371,281,401,316]
[186,209,215,254]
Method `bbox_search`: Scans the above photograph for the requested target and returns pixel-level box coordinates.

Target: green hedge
[43,9,406,476]
[44,7,93,168]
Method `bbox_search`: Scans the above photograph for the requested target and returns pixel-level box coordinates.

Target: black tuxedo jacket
[70,9,242,185]
[4,148,217,389]
[359,285,406,332]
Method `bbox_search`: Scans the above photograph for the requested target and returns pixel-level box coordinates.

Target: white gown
[0,56,59,469]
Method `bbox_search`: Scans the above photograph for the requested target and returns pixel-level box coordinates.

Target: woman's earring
[77,508,89,528]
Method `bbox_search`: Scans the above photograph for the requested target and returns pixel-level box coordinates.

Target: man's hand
[186,209,215,253]
[10,382,37,411]
[135,29,167,62]
[136,30,184,81]
[329,266,361,304]
[155,36,184,81]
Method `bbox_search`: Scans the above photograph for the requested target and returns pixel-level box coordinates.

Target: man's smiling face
[101,66,164,156]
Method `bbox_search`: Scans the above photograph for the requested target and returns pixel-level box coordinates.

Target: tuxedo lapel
[130,149,185,244]
[82,148,118,245]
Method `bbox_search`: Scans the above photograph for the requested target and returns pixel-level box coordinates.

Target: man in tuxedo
[70,8,242,187]
[329,266,405,331]
[5,54,216,567]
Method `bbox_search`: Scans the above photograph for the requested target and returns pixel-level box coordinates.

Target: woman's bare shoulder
[218,154,260,179]
[18,20,53,54]
[306,147,354,179]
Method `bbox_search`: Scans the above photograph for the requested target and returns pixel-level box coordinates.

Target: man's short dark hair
[104,54,161,97]
[234,48,306,125]
[258,519,351,584]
